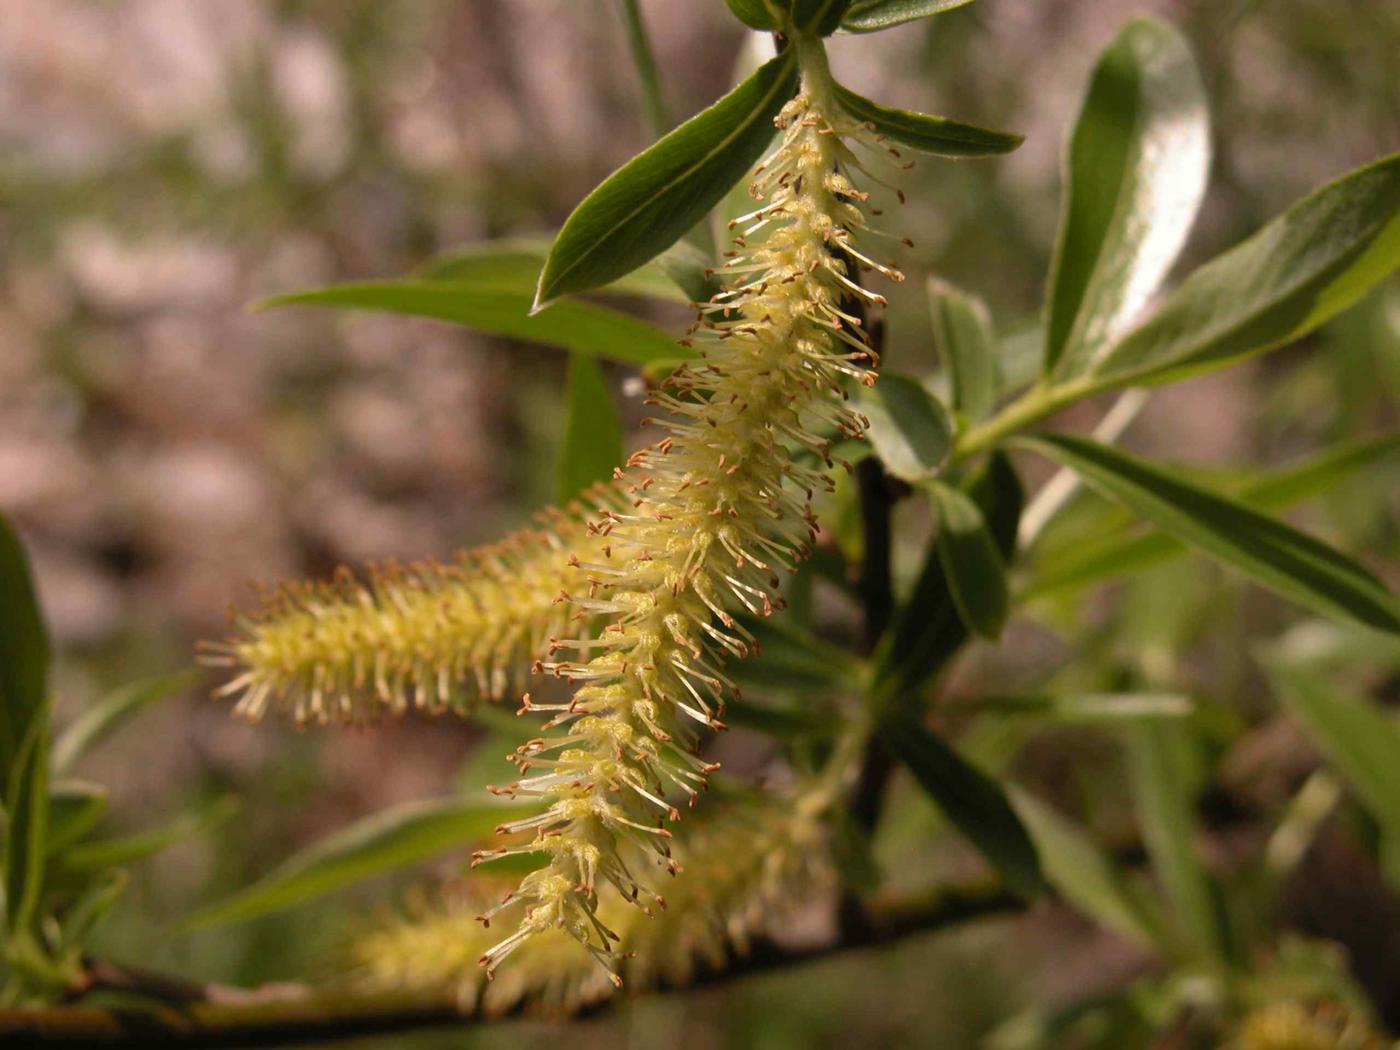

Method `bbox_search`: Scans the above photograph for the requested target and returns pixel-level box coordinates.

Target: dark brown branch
[0,881,1020,1047]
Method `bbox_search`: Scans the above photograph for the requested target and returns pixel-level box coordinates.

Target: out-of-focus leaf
[855,372,954,483]
[928,480,1008,639]
[535,52,797,308]
[5,712,49,936]
[842,0,977,33]
[929,278,999,423]
[260,282,686,366]
[832,83,1022,158]
[60,797,239,875]
[883,709,1043,898]
[46,780,108,856]
[1011,788,1168,949]
[420,238,696,303]
[180,799,520,929]
[729,613,866,693]
[1046,19,1209,377]
[0,515,48,782]
[1085,152,1400,388]
[1269,670,1400,883]
[877,452,1022,696]
[650,240,725,304]
[1023,435,1400,634]
[723,697,838,738]
[1024,436,1400,599]
[59,870,127,950]
[1125,723,1228,962]
[53,671,195,775]
[557,355,623,504]
[998,322,1044,398]
[951,692,1194,723]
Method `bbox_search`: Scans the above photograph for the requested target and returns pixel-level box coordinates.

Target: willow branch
[0,881,1019,1047]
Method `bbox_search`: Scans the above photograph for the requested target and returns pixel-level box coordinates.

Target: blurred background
[1,1,1397,1046]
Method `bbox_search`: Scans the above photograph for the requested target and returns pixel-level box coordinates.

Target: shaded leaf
[46,780,108,856]
[842,0,977,33]
[180,798,519,929]
[536,52,797,307]
[724,0,785,30]
[61,796,239,875]
[1023,434,1400,634]
[793,0,852,35]
[557,355,624,504]
[1046,19,1210,377]
[832,82,1022,158]
[260,282,685,366]
[1086,152,1400,388]
[1011,788,1168,949]
[877,451,1022,696]
[59,870,127,950]
[420,238,694,303]
[53,670,195,775]
[952,692,1194,723]
[855,372,954,482]
[929,277,999,423]
[5,711,49,936]
[883,709,1043,898]
[928,480,1008,639]
[0,515,48,782]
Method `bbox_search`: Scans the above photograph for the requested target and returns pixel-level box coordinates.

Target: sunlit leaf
[1086,152,1400,388]
[420,238,695,303]
[536,52,797,307]
[1046,19,1209,377]
[1023,435,1400,634]
[725,0,785,30]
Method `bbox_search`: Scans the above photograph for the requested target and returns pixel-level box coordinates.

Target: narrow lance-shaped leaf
[1023,435,1400,599]
[557,354,624,504]
[927,479,1008,639]
[535,52,798,309]
[1046,19,1210,377]
[0,514,48,780]
[883,709,1043,898]
[46,780,109,856]
[929,277,999,423]
[842,0,978,33]
[855,371,954,483]
[260,283,686,366]
[724,0,785,30]
[793,0,853,35]
[180,798,522,929]
[1086,151,1400,389]
[832,82,1022,158]
[53,670,196,774]
[1022,434,1400,635]
[61,796,239,875]
[1268,669,1400,864]
[419,238,694,303]
[5,712,50,936]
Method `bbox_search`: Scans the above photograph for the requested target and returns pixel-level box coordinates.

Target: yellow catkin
[354,796,828,1015]
[1230,1001,1385,1050]
[201,487,625,726]
[476,51,901,979]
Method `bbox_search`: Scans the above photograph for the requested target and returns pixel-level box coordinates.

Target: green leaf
[59,870,127,950]
[793,0,853,35]
[259,282,686,366]
[729,613,865,694]
[0,515,48,783]
[46,780,108,856]
[420,238,696,303]
[1022,434,1400,634]
[882,709,1042,898]
[1024,436,1400,599]
[535,52,797,308]
[60,796,239,875]
[1268,670,1400,859]
[927,480,1008,639]
[725,0,785,31]
[952,692,1194,723]
[1086,152,1400,388]
[4,711,49,936]
[831,82,1021,158]
[1046,19,1210,377]
[841,0,977,33]
[877,451,1022,695]
[557,355,624,504]
[180,798,519,929]
[52,671,195,775]
[929,278,999,423]
[1125,723,1227,961]
[1010,787,1167,949]
[855,372,954,483]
